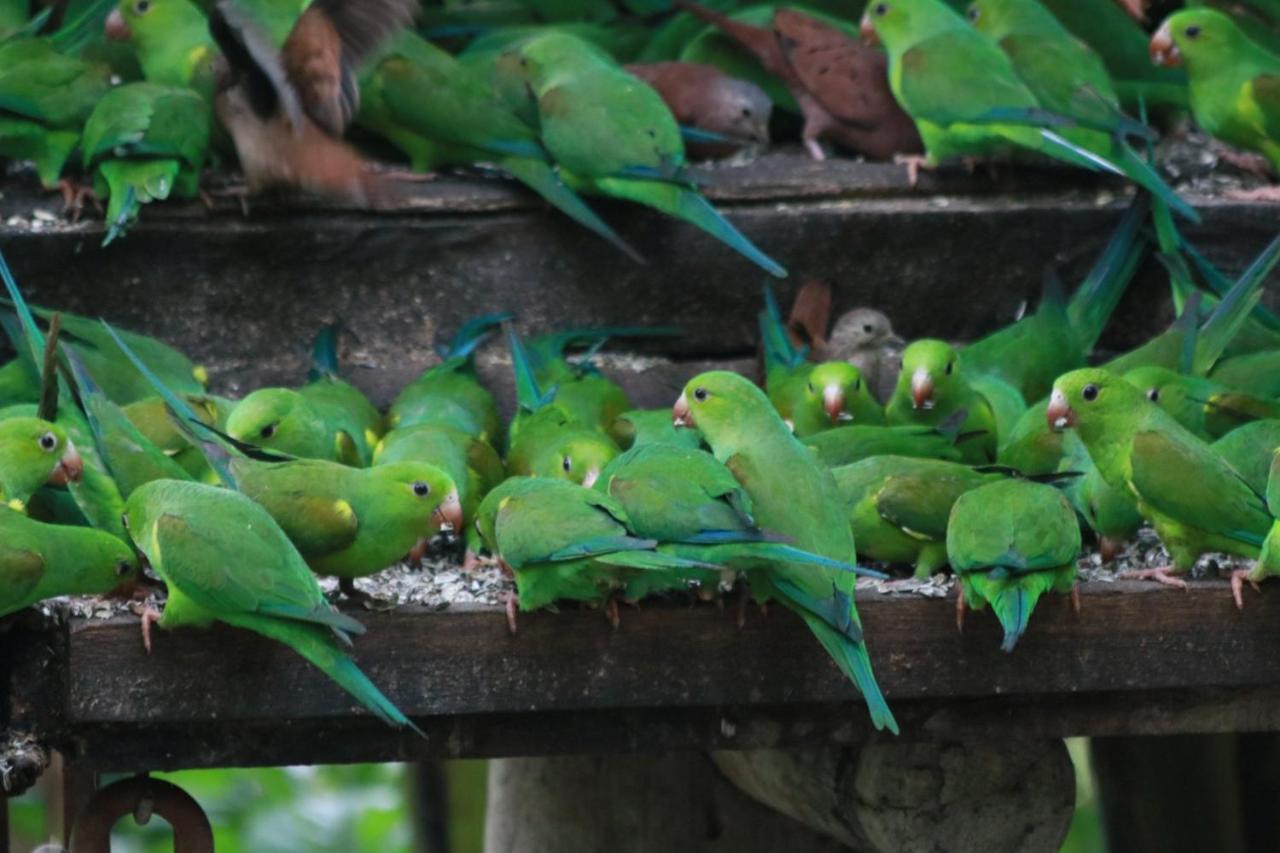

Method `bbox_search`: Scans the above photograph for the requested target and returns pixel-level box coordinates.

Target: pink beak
[910,369,934,411]
[822,384,846,423]
[105,8,132,41]
[860,13,879,44]
[673,392,694,428]
[581,468,601,489]
[1150,22,1180,67]
[432,489,463,534]
[48,442,84,486]
[1045,390,1076,432]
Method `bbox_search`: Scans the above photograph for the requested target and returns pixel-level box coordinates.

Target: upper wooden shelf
[6,579,1280,773]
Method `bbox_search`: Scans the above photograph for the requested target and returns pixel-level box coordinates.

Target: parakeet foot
[1226,186,1280,203]
[505,592,519,634]
[1215,148,1274,177]
[1098,536,1124,565]
[1118,566,1188,589]
[371,167,438,183]
[735,586,749,628]
[804,138,828,162]
[203,185,251,216]
[606,597,621,630]
[138,606,162,654]
[1230,569,1262,610]
[894,154,930,187]
[338,578,395,611]
[955,590,966,631]
[57,179,99,222]
[1071,583,1081,614]
[462,550,482,573]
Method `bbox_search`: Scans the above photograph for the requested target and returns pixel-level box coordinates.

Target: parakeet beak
[1150,23,1180,67]
[1046,390,1077,432]
[49,442,84,486]
[581,467,601,489]
[860,13,880,44]
[672,392,694,428]
[910,368,935,410]
[433,489,463,534]
[822,384,849,423]
[104,8,132,41]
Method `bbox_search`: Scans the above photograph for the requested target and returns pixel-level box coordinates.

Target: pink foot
[955,589,966,632]
[804,138,827,162]
[504,591,518,635]
[606,597,621,630]
[1119,565,1188,589]
[139,606,161,654]
[462,550,481,573]
[1099,536,1124,565]
[894,154,928,187]
[1227,186,1280,203]
[57,179,99,221]
[1216,148,1274,177]
[1071,583,1082,615]
[1230,569,1262,610]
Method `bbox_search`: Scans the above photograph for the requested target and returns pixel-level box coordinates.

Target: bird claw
[1229,569,1262,610]
[1214,147,1274,177]
[203,184,252,216]
[461,550,482,573]
[136,605,162,654]
[606,597,621,630]
[803,138,827,162]
[1071,583,1081,615]
[57,179,100,222]
[504,591,518,635]
[1118,565,1188,589]
[893,154,928,187]
[1226,186,1280,203]
[955,589,966,632]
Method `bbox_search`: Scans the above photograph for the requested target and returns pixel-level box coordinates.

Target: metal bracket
[68,774,213,853]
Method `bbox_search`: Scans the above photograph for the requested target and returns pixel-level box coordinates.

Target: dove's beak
[49,442,84,486]
[1046,390,1076,432]
[1150,22,1180,67]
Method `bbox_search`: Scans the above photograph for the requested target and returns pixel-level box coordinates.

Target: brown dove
[625,61,772,159]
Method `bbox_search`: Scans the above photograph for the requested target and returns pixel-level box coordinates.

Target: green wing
[875,468,985,541]
[999,32,1123,129]
[82,83,209,171]
[494,484,639,568]
[898,30,1038,123]
[151,510,330,618]
[1247,74,1280,141]
[1129,428,1271,544]
[0,542,44,615]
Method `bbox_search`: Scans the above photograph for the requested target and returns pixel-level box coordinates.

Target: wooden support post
[410,761,451,853]
[713,739,1075,852]
[40,753,97,850]
[1092,734,1246,853]
[484,753,851,853]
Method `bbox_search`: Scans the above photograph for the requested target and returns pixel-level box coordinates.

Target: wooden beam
[5,580,1277,770]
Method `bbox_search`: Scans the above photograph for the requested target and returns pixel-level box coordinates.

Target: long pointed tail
[501,157,645,264]
[1111,144,1199,224]
[594,176,787,278]
[804,613,898,734]
[1066,194,1147,352]
[232,613,422,735]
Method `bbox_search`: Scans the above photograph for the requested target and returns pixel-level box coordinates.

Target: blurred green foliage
[1060,738,1106,853]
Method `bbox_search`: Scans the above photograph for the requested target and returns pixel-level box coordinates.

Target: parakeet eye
[1146,388,1160,402]
[872,2,888,15]
[134,0,150,12]
[967,6,979,21]
[1082,384,1099,402]
[260,423,277,439]
[853,380,861,391]
[863,324,873,333]
[944,362,954,375]
[37,431,57,451]
[693,388,709,401]
[561,456,572,472]
[1185,25,1201,38]
[807,383,815,393]
[116,560,132,576]
[412,481,430,497]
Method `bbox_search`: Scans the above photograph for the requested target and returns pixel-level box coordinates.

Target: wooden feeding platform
[3,149,1280,851]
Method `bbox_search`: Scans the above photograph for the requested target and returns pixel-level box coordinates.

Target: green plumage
[947,478,1079,651]
[886,338,998,463]
[125,479,418,731]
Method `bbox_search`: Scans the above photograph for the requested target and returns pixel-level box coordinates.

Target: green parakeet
[959,194,1146,402]
[490,31,788,278]
[357,32,642,262]
[1152,9,1280,175]
[886,338,998,463]
[947,477,1080,652]
[0,416,84,511]
[0,358,39,408]
[1037,0,1188,110]
[1048,368,1272,586]
[80,81,211,244]
[124,479,420,732]
[475,475,717,628]
[802,418,970,466]
[0,36,111,192]
[861,0,1197,222]
[759,287,882,436]
[833,454,1009,578]
[0,505,139,619]
[105,0,217,96]
[1124,366,1280,441]
[524,327,639,441]
[122,393,232,481]
[1212,419,1280,495]
[226,328,383,467]
[1230,447,1280,605]
[387,313,508,443]
[373,422,505,565]
[673,370,897,733]
[611,408,706,450]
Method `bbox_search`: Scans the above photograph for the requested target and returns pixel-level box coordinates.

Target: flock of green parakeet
[2,173,1280,734]
[3,0,1280,270]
